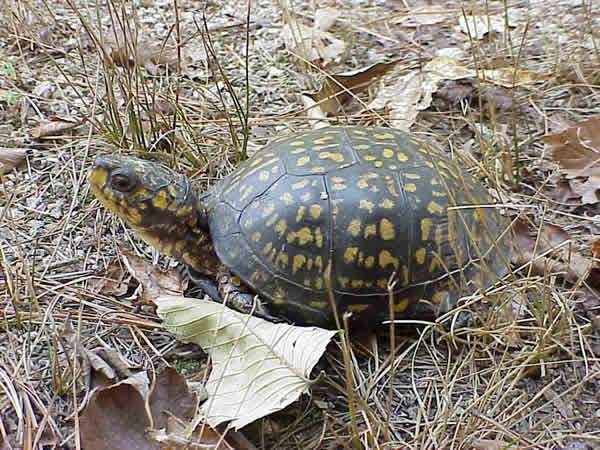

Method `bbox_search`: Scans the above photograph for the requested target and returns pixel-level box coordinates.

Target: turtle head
[88,155,219,275]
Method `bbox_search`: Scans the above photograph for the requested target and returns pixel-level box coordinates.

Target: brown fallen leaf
[0,148,28,174]
[307,61,398,116]
[511,221,600,288]
[89,258,132,297]
[31,117,84,138]
[80,368,198,450]
[120,248,187,307]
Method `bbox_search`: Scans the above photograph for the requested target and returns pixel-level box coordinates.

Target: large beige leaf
[155,296,338,429]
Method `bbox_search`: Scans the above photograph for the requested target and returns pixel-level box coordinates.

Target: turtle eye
[111,174,136,192]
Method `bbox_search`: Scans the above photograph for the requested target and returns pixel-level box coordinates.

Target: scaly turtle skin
[88,127,511,328]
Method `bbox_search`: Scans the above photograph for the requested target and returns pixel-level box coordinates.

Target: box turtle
[88,127,511,328]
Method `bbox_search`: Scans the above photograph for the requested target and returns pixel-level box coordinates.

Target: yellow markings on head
[421,217,432,241]
[274,219,287,237]
[393,298,410,312]
[379,250,399,270]
[347,219,361,237]
[265,213,279,227]
[314,227,323,248]
[397,152,409,162]
[292,179,310,190]
[318,151,344,162]
[280,192,293,205]
[415,247,426,265]
[379,218,395,240]
[338,276,349,288]
[276,253,289,268]
[348,303,368,313]
[379,198,394,209]
[262,202,275,218]
[287,227,313,245]
[374,133,394,140]
[292,254,306,274]
[427,200,444,215]
[295,205,305,222]
[364,223,377,238]
[359,199,375,213]
[382,148,394,158]
[297,156,310,166]
[263,242,272,254]
[88,167,108,189]
[251,231,261,242]
[152,189,168,210]
[344,247,359,264]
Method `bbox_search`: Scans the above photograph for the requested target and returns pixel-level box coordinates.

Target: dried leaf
[0,148,28,174]
[282,17,344,65]
[307,61,398,116]
[120,249,187,307]
[90,258,132,297]
[314,7,341,32]
[31,117,83,138]
[156,296,337,429]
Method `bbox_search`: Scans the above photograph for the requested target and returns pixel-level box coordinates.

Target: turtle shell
[207,127,510,327]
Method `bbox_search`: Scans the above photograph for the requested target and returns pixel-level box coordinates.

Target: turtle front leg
[216,270,284,323]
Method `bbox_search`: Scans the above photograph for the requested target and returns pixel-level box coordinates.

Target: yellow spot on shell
[315,256,323,271]
[429,255,441,273]
[374,133,394,139]
[290,140,304,146]
[344,247,359,264]
[311,166,326,173]
[292,254,306,274]
[397,152,408,162]
[251,231,261,242]
[315,277,323,289]
[290,147,305,154]
[274,219,287,236]
[364,224,377,238]
[380,218,395,240]
[364,154,377,161]
[374,161,383,168]
[432,290,448,304]
[280,192,293,205]
[265,213,279,227]
[258,170,269,181]
[379,250,399,269]
[428,201,444,215]
[309,300,328,309]
[404,183,417,193]
[338,276,349,288]
[421,218,432,241]
[382,148,394,158]
[310,204,321,219]
[415,248,426,265]
[262,202,275,218]
[287,227,313,245]
[263,242,272,254]
[377,279,388,288]
[405,173,420,179]
[297,156,310,166]
[347,219,361,237]
[276,253,289,267]
[292,179,310,190]
[379,198,394,209]
[393,298,410,312]
[359,199,375,213]
[296,205,305,222]
[319,151,344,162]
[348,303,368,312]
[314,227,323,248]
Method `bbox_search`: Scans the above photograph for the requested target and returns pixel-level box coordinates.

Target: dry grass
[1,0,599,448]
